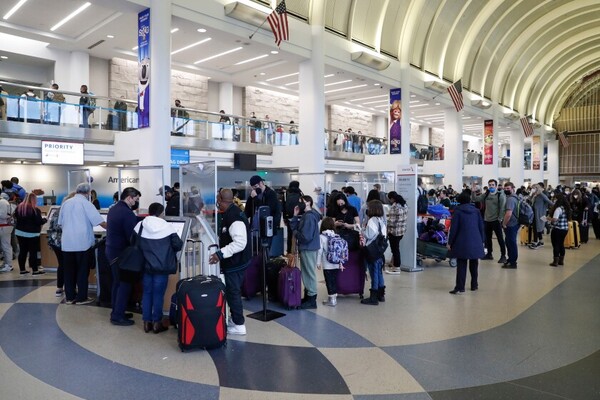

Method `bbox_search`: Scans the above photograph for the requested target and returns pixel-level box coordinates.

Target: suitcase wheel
[359,294,364,299]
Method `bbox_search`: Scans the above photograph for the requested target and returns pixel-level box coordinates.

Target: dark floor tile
[354,393,433,400]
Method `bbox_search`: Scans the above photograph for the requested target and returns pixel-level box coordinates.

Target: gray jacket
[472,190,506,222]
[531,193,552,232]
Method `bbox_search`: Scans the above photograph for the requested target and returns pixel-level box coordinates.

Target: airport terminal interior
[1,1,600,399]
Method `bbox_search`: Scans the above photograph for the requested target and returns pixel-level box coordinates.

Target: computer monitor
[43,196,57,205]
[168,220,186,239]
[93,213,108,233]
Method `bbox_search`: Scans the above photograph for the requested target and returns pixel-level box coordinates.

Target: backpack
[46,210,62,248]
[364,219,388,263]
[417,188,428,214]
[284,191,302,219]
[516,198,534,225]
[326,233,349,264]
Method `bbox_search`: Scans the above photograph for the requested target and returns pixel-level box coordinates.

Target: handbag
[117,223,146,272]
[338,228,360,251]
[364,219,388,263]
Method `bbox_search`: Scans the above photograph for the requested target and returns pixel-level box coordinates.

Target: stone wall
[329,105,373,134]
[243,86,299,124]
[431,127,444,147]
[410,123,420,143]
[108,58,208,110]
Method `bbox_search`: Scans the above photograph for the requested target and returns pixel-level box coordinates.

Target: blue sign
[171,149,189,168]
[137,8,150,128]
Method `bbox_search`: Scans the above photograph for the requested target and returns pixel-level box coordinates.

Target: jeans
[63,249,92,302]
[224,269,245,325]
[16,235,40,272]
[366,257,384,290]
[503,224,520,265]
[299,250,318,296]
[551,228,568,258]
[0,226,13,265]
[388,234,403,267]
[455,259,478,291]
[142,273,168,323]
[322,269,339,295]
[484,220,505,257]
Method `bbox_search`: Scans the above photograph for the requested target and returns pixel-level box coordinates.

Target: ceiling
[1,0,597,143]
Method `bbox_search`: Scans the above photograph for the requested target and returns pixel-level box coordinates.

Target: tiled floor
[1,239,599,399]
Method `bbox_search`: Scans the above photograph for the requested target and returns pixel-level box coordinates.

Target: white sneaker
[0,265,13,273]
[227,323,247,335]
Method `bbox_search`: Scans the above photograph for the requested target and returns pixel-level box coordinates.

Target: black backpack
[284,191,302,219]
[417,188,428,214]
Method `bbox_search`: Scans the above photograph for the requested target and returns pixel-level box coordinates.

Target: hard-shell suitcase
[336,250,366,298]
[564,221,580,249]
[268,227,284,258]
[519,225,533,245]
[579,212,589,243]
[176,275,226,351]
[266,256,287,301]
[241,255,262,299]
[277,265,302,309]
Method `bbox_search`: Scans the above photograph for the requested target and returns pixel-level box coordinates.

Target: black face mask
[504,190,512,196]
[254,188,262,196]
[297,202,306,213]
[131,201,139,211]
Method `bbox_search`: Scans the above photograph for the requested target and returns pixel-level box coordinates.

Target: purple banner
[389,88,401,154]
[137,8,150,128]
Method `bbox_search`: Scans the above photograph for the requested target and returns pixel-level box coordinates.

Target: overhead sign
[171,149,189,168]
[41,141,84,165]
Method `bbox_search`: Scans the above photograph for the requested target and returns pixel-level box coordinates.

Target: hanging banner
[483,120,493,165]
[532,136,540,170]
[389,88,402,154]
[137,8,150,128]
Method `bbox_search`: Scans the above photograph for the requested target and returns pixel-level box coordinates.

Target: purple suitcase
[241,255,262,299]
[278,266,302,309]
[337,250,366,298]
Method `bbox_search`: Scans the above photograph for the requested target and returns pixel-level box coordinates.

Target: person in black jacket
[244,175,281,231]
[210,189,251,335]
[135,203,183,334]
[14,193,47,275]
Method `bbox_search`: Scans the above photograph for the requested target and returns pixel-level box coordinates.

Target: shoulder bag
[117,223,146,272]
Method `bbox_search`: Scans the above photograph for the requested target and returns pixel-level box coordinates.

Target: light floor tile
[16,283,64,304]
[320,347,425,395]
[227,313,314,347]
[219,387,353,400]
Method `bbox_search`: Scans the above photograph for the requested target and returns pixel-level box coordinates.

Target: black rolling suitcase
[176,275,226,351]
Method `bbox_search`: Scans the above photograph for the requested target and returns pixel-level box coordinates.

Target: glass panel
[179,161,217,238]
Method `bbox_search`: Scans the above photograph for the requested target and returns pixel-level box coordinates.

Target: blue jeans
[224,269,245,325]
[503,224,520,265]
[366,257,384,290]
[142,273,168,322]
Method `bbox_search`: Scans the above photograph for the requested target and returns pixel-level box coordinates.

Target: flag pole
[249,16,269,39]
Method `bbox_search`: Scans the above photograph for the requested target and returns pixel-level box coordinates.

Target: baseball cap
[249,175,264,187]
[313,187,322,192]
[157,185,172,196]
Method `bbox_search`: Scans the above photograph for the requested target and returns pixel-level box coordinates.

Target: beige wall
[329,105,373,134]
[243,86,299,124]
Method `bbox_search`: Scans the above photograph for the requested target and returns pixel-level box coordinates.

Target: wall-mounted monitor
[41,141,84,166]
[233,153,256,170]
[43,196,57,205]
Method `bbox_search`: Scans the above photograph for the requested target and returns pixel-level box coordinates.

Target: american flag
[267,1,289,47]
[447,79,463,112]
[558,131,569,148]
[520,115,534,137]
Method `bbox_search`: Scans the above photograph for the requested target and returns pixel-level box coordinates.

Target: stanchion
[247,240,286,322]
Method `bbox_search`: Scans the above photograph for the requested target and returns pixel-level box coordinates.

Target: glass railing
[324,129,387,154]
[0,81,138,131]
[499,157,510,168]
[411,143,444,160]
[463,150,483,165]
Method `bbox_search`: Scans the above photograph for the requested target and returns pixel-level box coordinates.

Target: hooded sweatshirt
[134,216,183,275]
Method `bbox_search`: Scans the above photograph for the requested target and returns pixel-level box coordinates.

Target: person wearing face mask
[569,188,591,244]
[528,183,553,249]
[244,175,281,240]
[501,182,519,269]
[471,179,507,263]
[106,187,142,326]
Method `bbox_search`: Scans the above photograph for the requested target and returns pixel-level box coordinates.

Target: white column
[546,139,559,187]
[443,107,463,188]
[399,63,411,165]
[508,129,524,185]
[297,0,325,192]
[67,51,89,92]
[218,82,233,114]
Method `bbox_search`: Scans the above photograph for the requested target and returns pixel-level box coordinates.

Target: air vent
[88,40,105,50]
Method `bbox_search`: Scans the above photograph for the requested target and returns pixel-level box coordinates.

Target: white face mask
[574,195,579,199]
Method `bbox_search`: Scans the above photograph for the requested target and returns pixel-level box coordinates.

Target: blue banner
[171,149,189,168]
[389,88,401,154]
[137,8,150,128]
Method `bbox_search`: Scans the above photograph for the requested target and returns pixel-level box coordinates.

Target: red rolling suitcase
[176,275,227,351]
[337,250,366,298]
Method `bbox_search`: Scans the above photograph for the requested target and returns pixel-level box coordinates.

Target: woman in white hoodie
[134,203,183,334]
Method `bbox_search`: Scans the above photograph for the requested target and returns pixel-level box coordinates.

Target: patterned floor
[1,240,599,399]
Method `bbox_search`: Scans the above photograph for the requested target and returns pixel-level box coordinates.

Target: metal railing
[324,129,387,154]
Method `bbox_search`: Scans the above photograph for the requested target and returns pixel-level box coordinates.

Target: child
[317,217,345,307]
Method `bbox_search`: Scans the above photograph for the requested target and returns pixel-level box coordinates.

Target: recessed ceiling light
[373,83,380,86]
[234,54,269,65]
[324,79,352,87]
[351,94,387,102]
[50,2,91,32]
[284,81,298,86]
[259,72,266,76]
[106,35,114,39]
[270,50,278,54]
[266,72,299,82]
[197,28,206,33]
[171,38,211,55]
[324,74,334,78]
[132,46,138,51]
[170,28,179,34]
[3,0,28,20]
[194,47,243,64]
[324,84,368,94]
[410,94,416,98]
[0,55,8,59]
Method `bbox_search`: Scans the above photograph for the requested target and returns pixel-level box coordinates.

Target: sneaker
[0,265,13,273]
[74,297,94,305]
[501,263,517,269]
[38,266,45,272]
[482,254,494,260]
[227,323,247,335]
[528,243,540,249]
[32,270,46,276]
[497,256,507,264]
[20,270,30,275]
[538,242,544,247]
[226,318,235,328]
[55,288,64,297]
[449,289,464,295]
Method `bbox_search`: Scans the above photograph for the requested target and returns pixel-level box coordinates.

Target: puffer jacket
[134,216,183,275]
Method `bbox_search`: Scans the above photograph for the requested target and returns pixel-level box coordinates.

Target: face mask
[565,191,570,195]
[297,202,306,213]
[488,187,496,194]
[254,188,262,196]
[573,195,579,199]
[504,190,512,196]
[131,201,139,211]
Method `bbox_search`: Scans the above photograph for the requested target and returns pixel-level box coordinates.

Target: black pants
[63,249,93,302]
[224,269,245,326]
[455,259,478,291]
[484,220,505,257]
[323,269,339,295]
[51,246,64,288]
[285,220,293,254]
[551,228,568,258]
[16,236,40,272]
[592,213,600,239]
[388,234,403,267]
